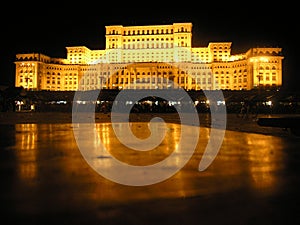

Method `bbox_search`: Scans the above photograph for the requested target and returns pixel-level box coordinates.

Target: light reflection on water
[15,124,38,182]
[246,134,285,191]
[207,132,286,191]
[0,123,291,206]
[95,122,180,166]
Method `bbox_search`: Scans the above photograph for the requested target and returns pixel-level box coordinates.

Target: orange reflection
[196,130,287,196]
[5,122,291,209]
[95,122,180,166]
[246,134,285,192]
[15,124,38,181]
[19,124,37,150]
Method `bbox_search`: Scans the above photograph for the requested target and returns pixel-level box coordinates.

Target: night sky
[1,3,298,91]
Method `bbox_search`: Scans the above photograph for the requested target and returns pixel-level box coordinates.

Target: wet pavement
[1,117,300,224]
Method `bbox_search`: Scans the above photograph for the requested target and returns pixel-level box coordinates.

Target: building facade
[15,22,283,91]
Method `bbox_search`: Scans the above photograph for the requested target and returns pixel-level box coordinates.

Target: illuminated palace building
[15,23,283,91]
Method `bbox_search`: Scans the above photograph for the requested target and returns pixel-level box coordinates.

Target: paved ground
[1,112,300,225]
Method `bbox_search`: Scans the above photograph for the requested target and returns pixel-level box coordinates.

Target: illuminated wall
[14,23,284,91]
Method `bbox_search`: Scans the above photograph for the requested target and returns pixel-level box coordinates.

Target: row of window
[108,27,189,36]
[80,77,212,85]
[110,37,175,42]
[109,42,189,49]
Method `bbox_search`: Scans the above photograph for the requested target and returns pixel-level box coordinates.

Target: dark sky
[1,3,298,90]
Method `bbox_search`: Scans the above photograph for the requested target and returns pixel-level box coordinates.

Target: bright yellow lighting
[250,57,269,63]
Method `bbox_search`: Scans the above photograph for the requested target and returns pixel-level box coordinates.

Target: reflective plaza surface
[1,121,300,225]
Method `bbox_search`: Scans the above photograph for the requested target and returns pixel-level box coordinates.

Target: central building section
[66,23,224,91]
[104,23,193,63]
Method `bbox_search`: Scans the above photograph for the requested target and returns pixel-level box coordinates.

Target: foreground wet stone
[0,122,300,224]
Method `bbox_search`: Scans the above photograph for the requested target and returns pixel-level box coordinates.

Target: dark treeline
[1,87,300,114]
